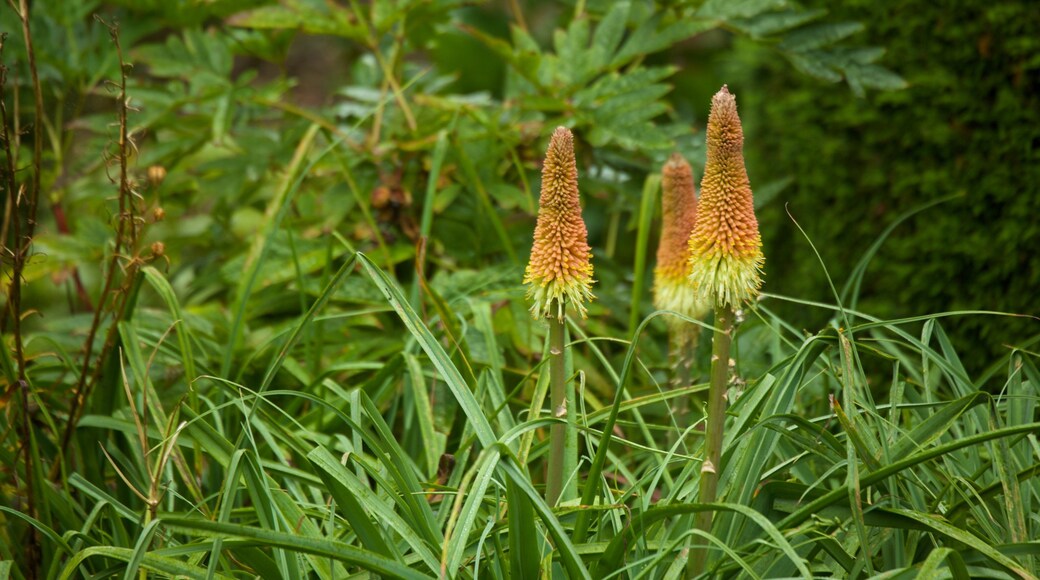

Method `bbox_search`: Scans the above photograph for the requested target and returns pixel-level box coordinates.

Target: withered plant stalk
[57,18,144,471]
[1,0,47,572]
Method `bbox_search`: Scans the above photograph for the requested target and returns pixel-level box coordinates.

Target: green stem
[545,302,567,506]
[689,305,733,577]
[672,328,700,437]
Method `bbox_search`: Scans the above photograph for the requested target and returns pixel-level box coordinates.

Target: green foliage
[743,0,1040,371]
[1,0,1037,578]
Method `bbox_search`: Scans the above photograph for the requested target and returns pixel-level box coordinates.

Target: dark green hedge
[744,0,1040,371]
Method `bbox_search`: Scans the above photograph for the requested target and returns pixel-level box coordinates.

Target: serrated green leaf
[730,8,826,38]
[588,120,672,151]
[696,0,789,20]
[785,51,842,83]
[228,2,365,39]
[574,66,675,106]
[592,2,630,65]
[597,101,670,127]
[779,21,865,52]
[843,62,908,91]
[228,5,305,29]
[612,16,711,68]
[556,17,602,86]
[836,46,888,65]
[555,18,591,82]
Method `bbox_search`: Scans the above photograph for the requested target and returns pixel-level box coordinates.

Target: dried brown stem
[0,33,16,253]
[1,0,48,571]
[57,18,140,467]
[508,0,529,32]
[18,0,41,243]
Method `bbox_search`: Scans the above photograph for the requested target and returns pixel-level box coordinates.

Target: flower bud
[523,127,595,320]
[687,86,764,308]
[653,153,709,324]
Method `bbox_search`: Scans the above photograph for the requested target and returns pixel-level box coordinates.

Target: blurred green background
[6,0,1038,375]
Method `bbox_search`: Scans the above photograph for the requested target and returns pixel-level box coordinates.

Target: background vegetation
[743,0,1040,372]
[1,0,1037,578]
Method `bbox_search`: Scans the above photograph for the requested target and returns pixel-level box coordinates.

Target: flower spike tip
[524,127,595,320]
[654,153,709,323]
[687,86,764,308]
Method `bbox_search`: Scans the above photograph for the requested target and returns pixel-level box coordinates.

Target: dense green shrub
[743,0,1040,370]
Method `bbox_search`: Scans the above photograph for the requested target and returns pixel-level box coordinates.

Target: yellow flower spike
[687,86,764,308]
[653,153,709,324]
[523,127,595,321]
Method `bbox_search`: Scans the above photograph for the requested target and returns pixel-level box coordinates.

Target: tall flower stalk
[523,126,594,506]
[687,86,764,576]
[653,153,709,427]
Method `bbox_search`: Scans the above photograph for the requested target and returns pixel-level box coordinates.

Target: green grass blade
[917,547,971,580]
[471,299,516,434]
[256,252,357,396]
[140,266,198,384]
[207,448,247,579]
[270,489,349,579]
[890,391,988,459]
[716,332,831,546]
[497,452,592,580]
[358,253,498,447]
[0,507,72,556]
[595,502,811,578]
[356,393,444,548]
[573,313,667,543]
[60,546,233,580]
[309,446,442,573]
[222,123,321,377]
[66,473,138,522]
[404,353,445,476]
[445,448,503,575]
[507,477,542,579]
[889,509,1030,578]
[161,517,433,579]
[777,422,1040,530]
[628,173,660,336]
[306,447,395,560]
[123,518,162,580]
[412,124,454,307]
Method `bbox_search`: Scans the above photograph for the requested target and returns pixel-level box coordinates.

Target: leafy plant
[2,0,1037,579]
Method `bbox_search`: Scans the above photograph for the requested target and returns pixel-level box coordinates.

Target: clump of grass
[2,5,1038,579]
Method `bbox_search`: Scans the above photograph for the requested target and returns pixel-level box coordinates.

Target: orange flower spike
[523,127,595,320]
[688,86,764,308]
[654,153,709,322]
